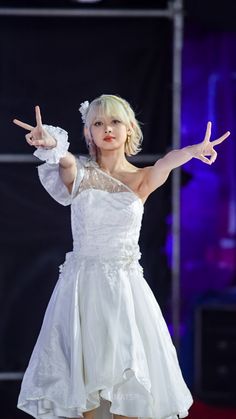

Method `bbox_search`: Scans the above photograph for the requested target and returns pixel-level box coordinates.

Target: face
[89,115,130,153]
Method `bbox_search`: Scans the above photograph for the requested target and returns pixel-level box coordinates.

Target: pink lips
[104,136,114,142]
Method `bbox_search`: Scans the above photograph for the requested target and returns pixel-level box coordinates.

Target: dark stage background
[0,10,173,417]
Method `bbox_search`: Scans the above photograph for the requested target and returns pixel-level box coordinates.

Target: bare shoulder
[133,161,171,197]
[126,163,153,203]
[126,160,170,203]
[126,162,149,183]
[127,162,151,173]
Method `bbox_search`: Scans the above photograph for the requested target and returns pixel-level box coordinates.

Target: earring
[126,132,131,143]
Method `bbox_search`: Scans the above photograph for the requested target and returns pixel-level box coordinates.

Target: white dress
[17,154,193,419]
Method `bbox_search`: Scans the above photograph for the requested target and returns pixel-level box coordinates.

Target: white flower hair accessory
[79,100,90,123]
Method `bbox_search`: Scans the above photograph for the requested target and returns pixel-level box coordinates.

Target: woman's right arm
[59,152,77,194]
[13,105,77,194]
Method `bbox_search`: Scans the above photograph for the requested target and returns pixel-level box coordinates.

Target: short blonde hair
[83,94,143,157]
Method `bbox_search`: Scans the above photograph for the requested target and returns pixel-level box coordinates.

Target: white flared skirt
[17,251,193,419]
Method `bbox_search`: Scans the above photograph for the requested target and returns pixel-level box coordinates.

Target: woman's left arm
[140,122,230,196]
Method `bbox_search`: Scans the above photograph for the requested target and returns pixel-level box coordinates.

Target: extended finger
[203,121,212,143]
[212,131,230,146]
[13,119,34,131]
[35,105,43,127]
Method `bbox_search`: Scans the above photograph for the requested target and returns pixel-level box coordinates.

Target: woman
[13,94,230,419]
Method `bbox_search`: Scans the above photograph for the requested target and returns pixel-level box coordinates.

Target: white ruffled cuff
[33,124,70,164]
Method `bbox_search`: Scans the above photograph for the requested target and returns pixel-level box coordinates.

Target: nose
[104,125,112,133]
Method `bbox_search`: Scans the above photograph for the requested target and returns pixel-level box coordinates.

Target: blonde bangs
[85,96,129,128]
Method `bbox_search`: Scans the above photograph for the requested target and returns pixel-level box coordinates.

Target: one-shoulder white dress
[17,154,193,419]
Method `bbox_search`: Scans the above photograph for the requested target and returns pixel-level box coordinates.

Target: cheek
[90,127,101,141]
[119,126,128,138]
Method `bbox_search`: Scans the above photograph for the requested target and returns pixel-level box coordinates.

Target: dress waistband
[72,244,142,263]
[59,247,143,277]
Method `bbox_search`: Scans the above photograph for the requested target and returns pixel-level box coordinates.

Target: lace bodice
[37,155,144,262]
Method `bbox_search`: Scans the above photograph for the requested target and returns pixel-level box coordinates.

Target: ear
[128,122,134,132]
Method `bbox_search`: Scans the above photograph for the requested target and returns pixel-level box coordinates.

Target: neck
[96,149,129,174]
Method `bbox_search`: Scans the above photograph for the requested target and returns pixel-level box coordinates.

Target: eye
[112,119,121,124]
[94,121,102,126]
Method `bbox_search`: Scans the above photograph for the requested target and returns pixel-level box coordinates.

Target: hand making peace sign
[13,105,57,149]
[190,121,230,164]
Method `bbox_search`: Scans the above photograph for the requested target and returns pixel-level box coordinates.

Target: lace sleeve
[37,155,85,206]
[33,125,70,164]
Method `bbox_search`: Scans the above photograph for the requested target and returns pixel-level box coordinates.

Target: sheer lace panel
[75,166,131,198]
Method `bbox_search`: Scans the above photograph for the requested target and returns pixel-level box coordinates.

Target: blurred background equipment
[194,293,236,405]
